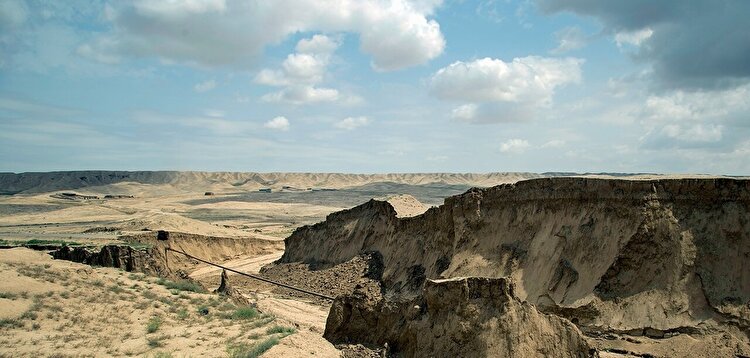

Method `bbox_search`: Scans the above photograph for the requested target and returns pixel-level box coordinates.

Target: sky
[0,0,749,174]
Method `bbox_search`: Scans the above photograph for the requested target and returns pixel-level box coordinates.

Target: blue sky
[1,0,749,174]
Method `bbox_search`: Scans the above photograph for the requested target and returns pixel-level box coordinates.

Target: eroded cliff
[281,177,750,355]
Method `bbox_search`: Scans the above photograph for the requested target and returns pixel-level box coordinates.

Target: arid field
[0,171,748,357]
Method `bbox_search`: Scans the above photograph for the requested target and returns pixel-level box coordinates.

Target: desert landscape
[3,1,748,356]
[0,171,748,357]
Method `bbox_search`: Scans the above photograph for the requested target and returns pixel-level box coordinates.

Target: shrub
[266,325,296,336]
[197,306,210,316]
[0,292,17,299]
[146,317,162,333]
[147,335,167,348]
[231,307,258,320]
[156,278,204,293]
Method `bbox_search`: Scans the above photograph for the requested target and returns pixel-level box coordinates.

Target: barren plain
[0,171,748,357]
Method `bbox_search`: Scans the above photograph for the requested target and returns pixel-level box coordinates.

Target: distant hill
[0,170,736,195]
[0,171,546,195]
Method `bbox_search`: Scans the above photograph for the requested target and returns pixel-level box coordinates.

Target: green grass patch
[146,317,162,334]
[156,278,204,293]
[227,337,280,358]
[266,325,296,335]
[231,306,258,320]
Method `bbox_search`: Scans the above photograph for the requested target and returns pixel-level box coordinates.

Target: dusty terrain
[0,171,536,357]
[1,171,748,357]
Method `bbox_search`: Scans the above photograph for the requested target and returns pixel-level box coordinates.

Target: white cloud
[500,138,530,153]
[614,28,653,48]
[85,0,445,71]
[430,56,583,104]
[133,0,227,17]
[550,26,587,54]
[641,85,750,122]
[431,56,583,122]
[295,34,339,55]
[0,97,80,117]
[194,79,217,93]
[334,116,369,130]
[256,34,353,105]
[132,110,256,136]
[264,116,290,131]
[450,104,478,121]
[641,123,724,149]
[261,86,339,105]
[256,35,340,87]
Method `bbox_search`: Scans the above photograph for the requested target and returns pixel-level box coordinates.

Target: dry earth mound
[280,177,750,356]
[381,194,429,218]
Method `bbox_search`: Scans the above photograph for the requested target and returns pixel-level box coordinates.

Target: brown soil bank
[280,177,750,354]
[52,231,282,278]
[326,277,593,357]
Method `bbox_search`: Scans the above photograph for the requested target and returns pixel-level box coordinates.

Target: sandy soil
[0,248,315,357]
[0,175,483,357]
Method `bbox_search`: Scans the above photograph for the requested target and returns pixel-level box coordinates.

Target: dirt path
[185,250,340,357]
[254,293,339,358]
[189,252,284,279]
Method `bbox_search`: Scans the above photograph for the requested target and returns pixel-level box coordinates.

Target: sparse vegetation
[266,325,296,336]
[177,308,189,320]
[128,273,146,281]
[142,290,158,300]
[151,352,174,358]
[156,278,204,293]
[0,239,84,248]
[0,292,18,299]
[247,315,276,329]
[227,337,280,358]
[231,306,258,320]
[147,334,168,348]
[0,318,22,328]
[146,317,162,333]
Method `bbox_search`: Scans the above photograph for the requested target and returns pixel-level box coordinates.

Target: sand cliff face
[281,178,750,334]
[325,277,593,357]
